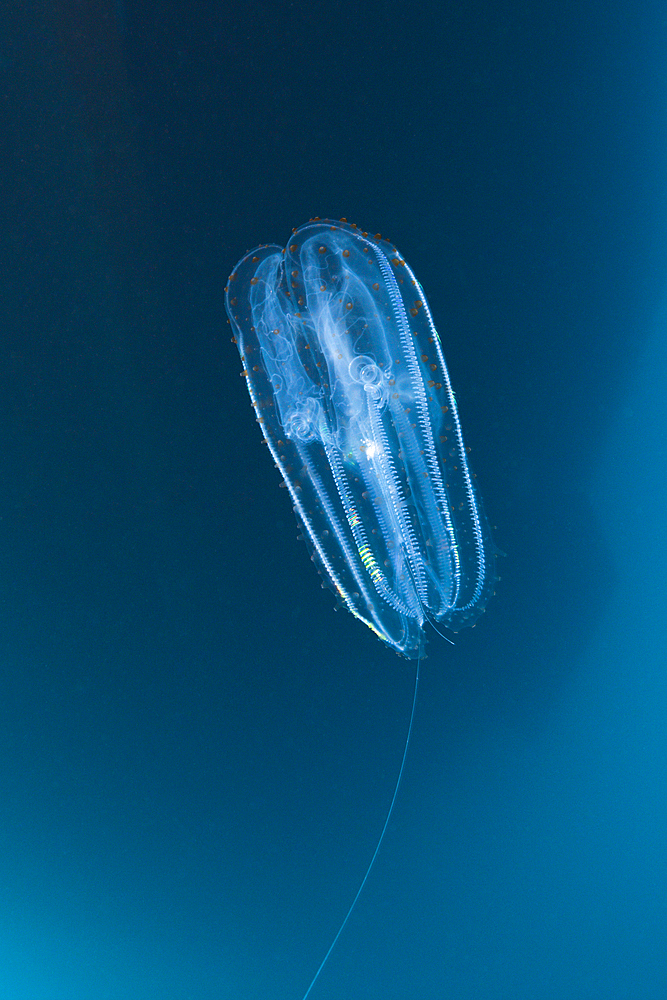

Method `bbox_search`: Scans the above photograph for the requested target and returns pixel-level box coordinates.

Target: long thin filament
[301,652,421,998]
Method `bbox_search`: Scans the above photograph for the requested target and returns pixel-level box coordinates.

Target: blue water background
[1,1,666,997]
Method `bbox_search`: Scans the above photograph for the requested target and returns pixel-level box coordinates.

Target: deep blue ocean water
[1,2,666,997]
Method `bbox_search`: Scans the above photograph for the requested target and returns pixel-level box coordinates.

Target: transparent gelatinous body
[225,219,495,656]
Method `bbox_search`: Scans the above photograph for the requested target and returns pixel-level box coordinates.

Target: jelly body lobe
[226,220,494,656]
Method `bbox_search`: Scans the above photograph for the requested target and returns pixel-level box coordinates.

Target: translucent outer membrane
[225,219,495,656]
